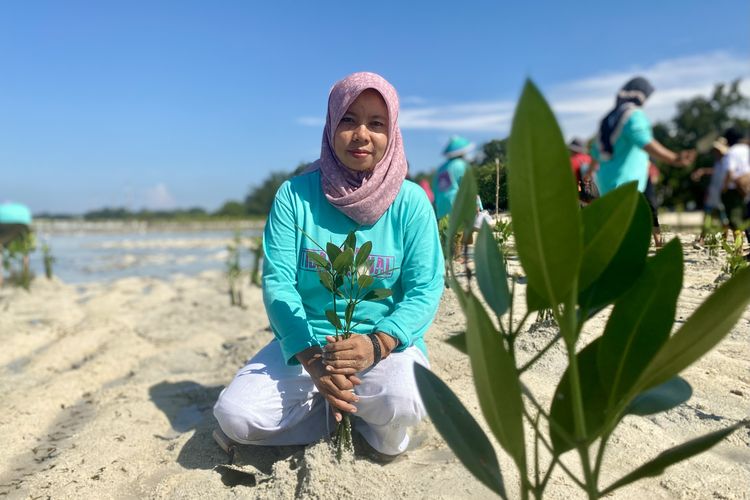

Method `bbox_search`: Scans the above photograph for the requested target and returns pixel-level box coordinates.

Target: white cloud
[143,183,176,210]
[297,51,750,139]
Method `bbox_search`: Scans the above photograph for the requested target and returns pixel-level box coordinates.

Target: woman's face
[333,89,389,172]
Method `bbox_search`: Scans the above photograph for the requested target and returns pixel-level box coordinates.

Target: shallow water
[26,229,262,284]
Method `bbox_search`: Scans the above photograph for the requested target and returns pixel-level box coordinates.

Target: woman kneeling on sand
[213,72,444,461]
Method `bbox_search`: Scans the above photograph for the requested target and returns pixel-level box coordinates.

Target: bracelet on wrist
[367,333,382,367]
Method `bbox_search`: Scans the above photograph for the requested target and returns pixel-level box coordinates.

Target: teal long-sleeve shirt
[262,169,445,365]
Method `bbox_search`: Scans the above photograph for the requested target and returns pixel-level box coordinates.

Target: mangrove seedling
[720,229,748,279]
[225,230,244,307]
[42,241,56,279]
[249,236,264,287]
[298,227,393,460]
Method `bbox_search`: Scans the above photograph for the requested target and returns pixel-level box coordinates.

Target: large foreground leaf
[444,332,467,354]
[507,80,582,309]
[414,364,506,498]
[579,182,638,290]
[475,222,510,317]
[600,421,747,496]
[636,265,750,391]
[578,195,651,315]
[460,289,526,471]
[598,240,683,411]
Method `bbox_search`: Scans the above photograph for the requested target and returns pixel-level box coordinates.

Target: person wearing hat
[591,76,695,247]
[433,135,474,219]
[568,138,598,206]
[691,137,730,246]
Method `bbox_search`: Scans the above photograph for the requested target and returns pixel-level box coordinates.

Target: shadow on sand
[148,380,302,487]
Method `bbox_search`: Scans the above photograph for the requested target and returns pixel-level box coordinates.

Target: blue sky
[1,1,749,214]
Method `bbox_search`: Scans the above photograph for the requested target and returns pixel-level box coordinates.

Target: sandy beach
[0,230,748,499]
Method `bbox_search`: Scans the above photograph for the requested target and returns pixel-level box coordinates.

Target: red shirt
[570,153,592,179]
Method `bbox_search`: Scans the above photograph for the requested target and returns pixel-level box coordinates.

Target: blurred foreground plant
[298,227,393,460]
[415,80,750,499]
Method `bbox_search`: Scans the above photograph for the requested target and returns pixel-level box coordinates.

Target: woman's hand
[322,333,398,375]
[322,335,374,375]
[296,347,362,421]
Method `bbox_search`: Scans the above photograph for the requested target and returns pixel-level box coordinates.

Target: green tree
[244,162,310,216]
[473,139,509,211]
[215,200,246,217]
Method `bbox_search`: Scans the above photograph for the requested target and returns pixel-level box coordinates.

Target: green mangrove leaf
[344,231,357,251]
[333,248,354,274]
[579,182,639,291]
[637,266,750,391]
[414,364,506,498]
[598,240,683,411]
[507,80,582,309]
[326,242,341,265]
[475,222,510,317]
[308,251,330,270]
[445,168,477,259]
[600,421,746,496]
[578,195,651,315]
[325,309,342,331]
[357,274,374,289]
[549,338,607,454]
[444,332,467,354]
[459,289,526,471]
[355,241,372,267]
[363,288,392,301]
[625,376,692,417]
[318,271,334,293]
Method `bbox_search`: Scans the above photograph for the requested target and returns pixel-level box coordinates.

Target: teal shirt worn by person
[262,169,445,365]
[591,109,653,195]
[433,157,468,219]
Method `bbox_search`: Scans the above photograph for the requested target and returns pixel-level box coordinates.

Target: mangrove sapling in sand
[703,229,721,258]
[225,231,244,307]
[3,231,36,290]
[249,236,264,287]
[720,230,748,279]
[42,241,56,279]
[298,227,393,460]
[415,80,750,499]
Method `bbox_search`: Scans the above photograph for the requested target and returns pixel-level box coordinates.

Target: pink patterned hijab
[311,72,407,226]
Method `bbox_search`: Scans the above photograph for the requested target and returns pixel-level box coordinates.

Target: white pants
[213,340,430,456]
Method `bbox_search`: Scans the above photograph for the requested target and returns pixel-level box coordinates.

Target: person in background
[720,126,750,258]
[433,135,473,219]
[568,138,598,206]
[213,72,444,462]
[691,137,730,246]
[591,76,694,247]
